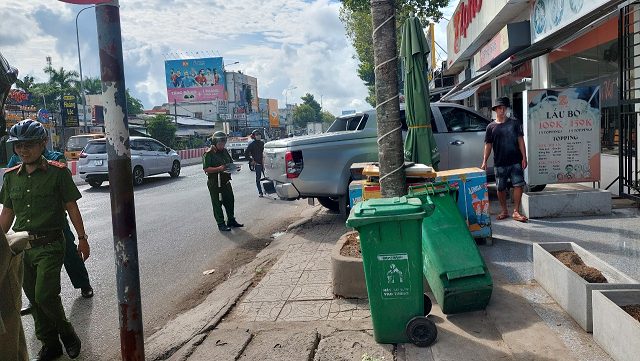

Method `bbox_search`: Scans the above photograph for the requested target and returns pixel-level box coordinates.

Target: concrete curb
[331,231,366,299]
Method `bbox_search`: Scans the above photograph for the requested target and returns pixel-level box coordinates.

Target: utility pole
[174,100,177,124]
[95,1,145,359]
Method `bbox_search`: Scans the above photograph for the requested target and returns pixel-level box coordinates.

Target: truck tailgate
[263,145,288,183]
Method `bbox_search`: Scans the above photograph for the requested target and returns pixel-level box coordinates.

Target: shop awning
[440,57,513,102]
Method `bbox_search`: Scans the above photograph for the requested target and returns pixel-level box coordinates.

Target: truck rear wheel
[317,196,340,212]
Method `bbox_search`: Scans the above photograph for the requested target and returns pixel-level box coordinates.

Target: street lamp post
[76,5,94,134]
[285,86,296,133]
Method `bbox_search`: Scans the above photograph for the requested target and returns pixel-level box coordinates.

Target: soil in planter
[340,232,362,258]
[621,305,640,322]
[550,250,608,283]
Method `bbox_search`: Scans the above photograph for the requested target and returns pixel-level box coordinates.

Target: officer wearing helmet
[7,128,94,316]
[203,131,244,231]
[245,129,265,197]
[0,119,87,360]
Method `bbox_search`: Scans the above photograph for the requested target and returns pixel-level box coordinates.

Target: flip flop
[496,213,509,220]
[513,213,528,222]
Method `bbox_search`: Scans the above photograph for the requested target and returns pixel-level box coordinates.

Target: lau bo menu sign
[523,87,601,185]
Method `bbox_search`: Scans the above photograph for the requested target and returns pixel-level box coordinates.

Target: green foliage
[15,76,35,92]
[45,66,79,96]
[82,77,102,95]
[300,93,322,123]
[126,88,144,115]
[175,135,205,150]
[322,110,335,124]
[147,114,177,147]
[293,104,316,129]
[339,0,448,107]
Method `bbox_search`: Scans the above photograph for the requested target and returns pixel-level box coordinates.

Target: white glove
[6,231,30,254]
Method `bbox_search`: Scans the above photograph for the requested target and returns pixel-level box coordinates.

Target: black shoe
[21,302,32,316]
[60,332,81,359]
[32,345,63,361]
[227,220,244,227]
[81,286,94,298]
[218,225,231,232]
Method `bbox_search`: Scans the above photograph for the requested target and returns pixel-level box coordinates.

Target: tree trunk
[371,0,406,198]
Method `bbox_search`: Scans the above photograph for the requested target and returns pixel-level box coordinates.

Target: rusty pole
[95,1,145,360]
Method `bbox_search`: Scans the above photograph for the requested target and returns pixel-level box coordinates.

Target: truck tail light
[285,150,303,178]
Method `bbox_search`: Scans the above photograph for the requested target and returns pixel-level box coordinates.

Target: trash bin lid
[346,196,427,228]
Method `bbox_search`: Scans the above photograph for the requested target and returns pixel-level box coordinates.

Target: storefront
[444,0,624,192]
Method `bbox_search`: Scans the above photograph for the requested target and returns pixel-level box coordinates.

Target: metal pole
[95,2,145,360]
[76,5,93,134]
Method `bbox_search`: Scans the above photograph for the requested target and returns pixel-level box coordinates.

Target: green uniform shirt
[202,146,233,185]
[0,157,81,233]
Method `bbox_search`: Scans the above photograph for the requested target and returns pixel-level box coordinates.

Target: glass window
[477,85,492,119]
[399,109,438,133]
[84,142,106,154]
[149,141,165,152]
[440,107,489,132]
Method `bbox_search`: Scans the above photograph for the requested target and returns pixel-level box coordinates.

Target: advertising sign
[37,108,49,123]
[8,90,32,105]
[164,57,226,103]
[531,0,610,43]
[342,110,356,115]
[268,99,279,127]
[217,99,228,113]
[426,23,436,89]
[523,87,601,185]
[61,94,79,127]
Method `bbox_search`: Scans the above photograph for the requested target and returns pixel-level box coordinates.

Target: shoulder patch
[5,165,21,173]
[47,160,67,168]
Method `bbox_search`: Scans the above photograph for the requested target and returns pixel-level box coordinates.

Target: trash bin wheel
[423,293,432,315]
[406,316,437,347]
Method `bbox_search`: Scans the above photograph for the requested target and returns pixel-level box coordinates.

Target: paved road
[19,162,311,360]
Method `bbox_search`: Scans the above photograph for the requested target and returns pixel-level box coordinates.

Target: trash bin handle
[407,182,450,196]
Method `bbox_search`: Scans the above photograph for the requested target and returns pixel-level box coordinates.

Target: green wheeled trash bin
[408,183,493,314]
[346,196,437,347]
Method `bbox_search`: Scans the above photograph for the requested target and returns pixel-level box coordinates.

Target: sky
[1,0,456,116]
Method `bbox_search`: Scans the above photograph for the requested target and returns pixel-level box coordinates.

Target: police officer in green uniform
[0,120,88,360]
[8,143,94,318]
[202,131,244,232]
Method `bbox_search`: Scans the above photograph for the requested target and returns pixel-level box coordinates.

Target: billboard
[165,57,226,103]
[268,99,279,127]
[61,94,79,127]
[523,87,601,185]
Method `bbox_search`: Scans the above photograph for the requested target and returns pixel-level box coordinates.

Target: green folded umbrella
[400,16,440,171]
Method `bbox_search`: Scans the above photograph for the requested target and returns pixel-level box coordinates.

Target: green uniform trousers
[1,236,28,361]
[23,237,75,347]
[207,178,237,226]
[63,220,90,289]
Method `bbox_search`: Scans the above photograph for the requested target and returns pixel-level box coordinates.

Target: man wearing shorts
[481,97,528,222]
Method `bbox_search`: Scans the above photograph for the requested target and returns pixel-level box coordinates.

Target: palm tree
[83,77,102,95]
[371,0,406,197]
[45,66,80,96]
[15,75,35,91]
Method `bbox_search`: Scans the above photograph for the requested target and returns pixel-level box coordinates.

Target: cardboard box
[349,180,366,208]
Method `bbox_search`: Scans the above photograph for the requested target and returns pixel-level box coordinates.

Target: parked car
[77,136,181,187]
[263,103,498,215]
[65,133,105,161]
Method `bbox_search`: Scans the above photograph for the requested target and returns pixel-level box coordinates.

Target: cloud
[1,0,453,116]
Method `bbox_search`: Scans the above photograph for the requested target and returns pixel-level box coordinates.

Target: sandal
[513,213,528,222]
[496,213,509,220]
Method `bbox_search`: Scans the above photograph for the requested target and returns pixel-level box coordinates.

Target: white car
[77,136,181,187]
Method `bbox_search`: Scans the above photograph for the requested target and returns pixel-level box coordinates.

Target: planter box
[331,231,367,298]
[533,242,640,332]
[592,290,640,361]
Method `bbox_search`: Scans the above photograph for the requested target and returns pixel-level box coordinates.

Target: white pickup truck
[263,102,498,216]
[227,136,251,160]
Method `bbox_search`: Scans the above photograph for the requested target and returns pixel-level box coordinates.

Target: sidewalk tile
[304,252,332,271]
[229,301,285,322]
[298,270,332,284]
[289,284,333,301]
[257,271,301,287]
[276,300,331,321]
[243,285,294,302]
